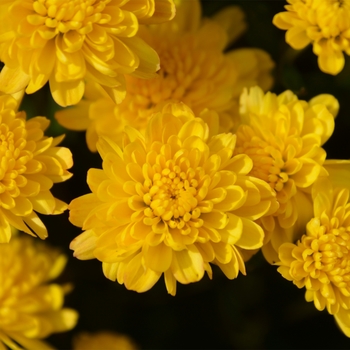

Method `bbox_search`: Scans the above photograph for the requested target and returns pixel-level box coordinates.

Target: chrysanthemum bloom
[0,235,78,349]
[277,177,350,337]
[69,102,278,295]
[0,94,73,243]
[73,331,138,350]
[55,0,274,152]
[273,0,350,75]
[234,86,338,263]
[0,0,176,107]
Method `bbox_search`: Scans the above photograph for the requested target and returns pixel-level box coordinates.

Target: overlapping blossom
[73,331,138,350]
[0,94,73,243]
[0,235,78,350]
[0,0,176,107]
[69,102,278,295]
[55,0,274,152]
[277,177,350,337]
[273,0,350,75]
[234,86,338,263]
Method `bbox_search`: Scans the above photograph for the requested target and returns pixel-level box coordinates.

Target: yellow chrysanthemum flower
[277,177,350,337]
[69,102,278,295]
[0,0,176,107]
[234,86,338,263]
[55,0,274,152]
[0,235,78,350]
[0,94,73,243]
[273,0,350,75]
[73,331,138,350]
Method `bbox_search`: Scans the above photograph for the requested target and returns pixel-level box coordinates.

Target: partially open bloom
[0,0,176,106]
[0,94,73,243]
[277,177,350,337]
[234,86,338,263]
[69,102,278,295]
[73,331,138,350]
[273,0,350,75]
[0,235,78,349]
[55,0,274,152]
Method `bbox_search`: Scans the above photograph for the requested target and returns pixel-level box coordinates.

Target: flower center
[142,161,207,230]
[235,136,288,193]
[30,0,109,33]
[309,222,350,291]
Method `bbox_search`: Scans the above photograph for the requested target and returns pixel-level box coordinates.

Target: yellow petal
[55,101,91,131]
[212,6,246,46]
[49,77,85,107]
[138,0,176,24]
[143,242,172,272]
[0,65,30,94]
[218,213,242,245]
[171,245,205,284]
[236,217,264,249]
[286,27,311,49]
[317,50,345,75]
[309,94,339,118]
[23,211,48,239]
[69,193,99,228]
[334,308,350,337]
[70,230,98,260]
[164,269,177,296]
[0,211,12,243]
[123,253,161,292]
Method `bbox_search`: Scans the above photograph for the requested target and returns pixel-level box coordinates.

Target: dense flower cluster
[0,0,176,106]
[277,177,350,336]
[273,0,350,75]
[69,102,278,295]
[0,94,72,243]
[0,0,349,345]
[55,0,274,151]
[0,235,78,350]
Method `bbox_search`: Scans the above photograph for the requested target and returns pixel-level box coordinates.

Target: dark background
[20,1,350,348]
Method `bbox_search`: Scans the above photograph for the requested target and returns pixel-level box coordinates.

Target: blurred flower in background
[0,235,78,349]
[73,331,138,350]
[55,0,274,152]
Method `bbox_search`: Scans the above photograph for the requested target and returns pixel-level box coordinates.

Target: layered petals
[273,0,350,75]
[69,102,278,295]
[277,178,350,337]
[0,94,73,242]
[235,86,337,262]
[0,0,176,106]
[55,0,274,151]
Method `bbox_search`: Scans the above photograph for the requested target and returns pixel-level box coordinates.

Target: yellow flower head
[235,86,338,263]
[0,235,78,349]
[277,177,350,337]
[273,0,350,75]
[0,94,73,243]
[73,331,138,350]
[55,0,274,152]
[69,102,278,295]
[0,0,176,107]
